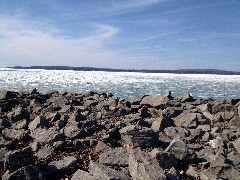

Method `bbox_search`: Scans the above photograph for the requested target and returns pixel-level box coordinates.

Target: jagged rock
[4,147,35,173]
[99,147,129,167]
[71,169,95,180]
[174,112,201,128]
[165,138,197,163]
[28,115,49,131]
[47,156,78,175]
[233,137,240,154]
[8,107,30,122]
[89,161,130,180]
[197,103,212,112]
[0,90,18,100]
[149,148,178,169]
[138,105,150,118]
[166,167,181,180]
[30,127,63,143]
[209,136,224,149]
[56,139,98,150]
[181,93,194,102]
[162,107,183,118]
[140,95,168,108]
[63,121,86,139]
[151,115,173,132]
[36,144,55,159]
[2,128,30,141]
[120,125,159,147]
[185,165,199,178]
[128,148,166,180]
[11,119,28,129]
[2,165,46,180]
[199,169,217,180]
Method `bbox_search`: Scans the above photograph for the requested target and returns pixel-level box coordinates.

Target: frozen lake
[0,68,240,99]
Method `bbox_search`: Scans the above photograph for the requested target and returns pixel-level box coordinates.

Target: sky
[0,0,240,71]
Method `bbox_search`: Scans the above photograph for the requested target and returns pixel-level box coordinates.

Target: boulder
[120,125,159,147]
[47,156,78,175]
[149,148,178,169]
[2,128,30,141]
[140,95,168,108]
[128,148,166,180]
[174,112,201,128]
[99,147,129,167]
[30,127,63,143]
[8,107,30,122]
[151,115,173,132]
[63,121,86,139]
[165,138,197,163]
[233,137,240,154]
[36,144,56,159]
[89,161,130,180]
[71,169,95,180]
[28,115,49,131]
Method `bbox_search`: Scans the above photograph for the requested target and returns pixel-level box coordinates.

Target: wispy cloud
[0,15,121,67]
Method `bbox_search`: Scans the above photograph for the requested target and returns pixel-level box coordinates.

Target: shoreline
[1,90,240,179]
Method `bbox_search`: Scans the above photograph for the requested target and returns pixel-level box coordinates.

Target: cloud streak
[0,15,121,67]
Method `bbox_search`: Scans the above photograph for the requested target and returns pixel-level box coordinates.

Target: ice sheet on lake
[0,68,239,99]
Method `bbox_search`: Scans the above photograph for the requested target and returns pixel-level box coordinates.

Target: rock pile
[0,89,240,179]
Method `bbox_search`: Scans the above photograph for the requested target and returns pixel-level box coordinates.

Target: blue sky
[0,0,240,71]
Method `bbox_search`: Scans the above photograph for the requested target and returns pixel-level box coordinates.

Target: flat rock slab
[36,144,55,159]
[99,147,129,167]
[120,125,159,147]
[140,95,167,107]
[47,156,78,175]
[4,147,35,173]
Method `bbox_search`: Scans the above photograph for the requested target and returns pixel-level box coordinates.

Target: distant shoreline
[7,66,240,75]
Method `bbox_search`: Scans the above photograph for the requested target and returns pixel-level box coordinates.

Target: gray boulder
[149,148,178,169]
[36,144,55,159]
[71,169,95,180]
[47,156,78,175]
[99,147,129,167]
[28,115,49,131]
[2,128,30,141]
[89,161,130,180]
[120,125,159,147]
[8,107,30,122]
[165,138,197,163]
[151,115,173,132]
[128,148,166,180]
[174,112,201,128]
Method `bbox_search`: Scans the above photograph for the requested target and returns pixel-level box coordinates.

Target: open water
[0,68,240,99]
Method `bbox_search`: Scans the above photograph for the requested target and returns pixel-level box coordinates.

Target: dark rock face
[1,90,240,179]
[2,165,46,180]
[4,147,35,173]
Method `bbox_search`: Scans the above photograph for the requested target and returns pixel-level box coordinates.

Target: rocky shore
[0,89,240,179]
